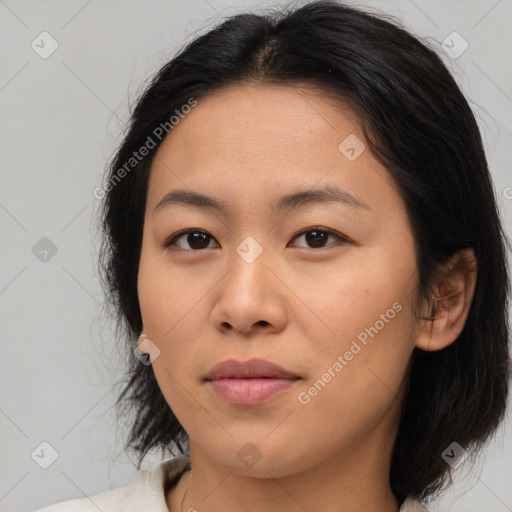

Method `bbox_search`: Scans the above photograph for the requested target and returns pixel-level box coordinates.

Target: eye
[289,227,348,249]
[164,227,349,252]
[164,229,219,251]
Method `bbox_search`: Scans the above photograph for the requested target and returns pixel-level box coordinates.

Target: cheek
[139,274,210,437]
[138,247,204,341]
[297,245,417,349]
[291,311,414,461]
[137,247,213,387]
[293,248,417,419]
[298,301,414,403]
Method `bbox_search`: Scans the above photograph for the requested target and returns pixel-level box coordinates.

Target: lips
[205,358,299,380]
[204,358,301,405]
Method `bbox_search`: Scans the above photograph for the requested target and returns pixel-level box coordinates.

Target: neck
[174,434,400,512]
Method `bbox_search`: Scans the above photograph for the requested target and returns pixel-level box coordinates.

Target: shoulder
[35,486,127,512]
[32,455,191,512]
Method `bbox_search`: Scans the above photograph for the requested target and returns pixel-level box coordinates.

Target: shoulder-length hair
[98,0,511,504]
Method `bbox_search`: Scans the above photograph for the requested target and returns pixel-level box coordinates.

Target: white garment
[35,455,428,511]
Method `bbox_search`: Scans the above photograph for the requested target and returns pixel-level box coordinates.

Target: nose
[210,243,287,336]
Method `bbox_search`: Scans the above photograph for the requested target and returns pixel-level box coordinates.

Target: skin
[137,83,477,512]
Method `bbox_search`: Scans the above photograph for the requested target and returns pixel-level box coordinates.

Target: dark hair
[98,0,511,504]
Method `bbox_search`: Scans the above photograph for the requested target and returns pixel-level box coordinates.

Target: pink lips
[204,359,301,405]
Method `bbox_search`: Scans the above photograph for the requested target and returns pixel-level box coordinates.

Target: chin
[205,437,312,479]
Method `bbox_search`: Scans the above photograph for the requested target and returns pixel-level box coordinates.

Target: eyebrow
[153,185,370,214]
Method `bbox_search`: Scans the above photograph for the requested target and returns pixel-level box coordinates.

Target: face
[137,83,422,478]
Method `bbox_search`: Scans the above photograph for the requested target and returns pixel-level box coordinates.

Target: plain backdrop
[1,0,511,511]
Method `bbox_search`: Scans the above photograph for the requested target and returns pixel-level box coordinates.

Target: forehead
[158,83,362,163]
[147,83,398,215]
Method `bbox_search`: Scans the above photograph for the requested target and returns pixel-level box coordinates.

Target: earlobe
[137,331,149,353]
[415,248,477,352]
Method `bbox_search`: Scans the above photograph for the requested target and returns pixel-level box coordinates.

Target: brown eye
[164,230,218,250]
[290,228,348,249]
[164,227,348,251]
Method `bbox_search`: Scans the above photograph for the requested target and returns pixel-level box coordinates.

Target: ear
[415,248,477,352]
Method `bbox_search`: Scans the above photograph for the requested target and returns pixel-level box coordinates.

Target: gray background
[1,0,511,511]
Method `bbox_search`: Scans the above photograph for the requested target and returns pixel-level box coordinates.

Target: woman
[37,1,510,511]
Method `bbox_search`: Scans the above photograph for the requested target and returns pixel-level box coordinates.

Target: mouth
[205,358,299,380]
[204,358,301,406]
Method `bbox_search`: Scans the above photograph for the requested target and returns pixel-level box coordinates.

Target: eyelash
[163,227,349,251]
